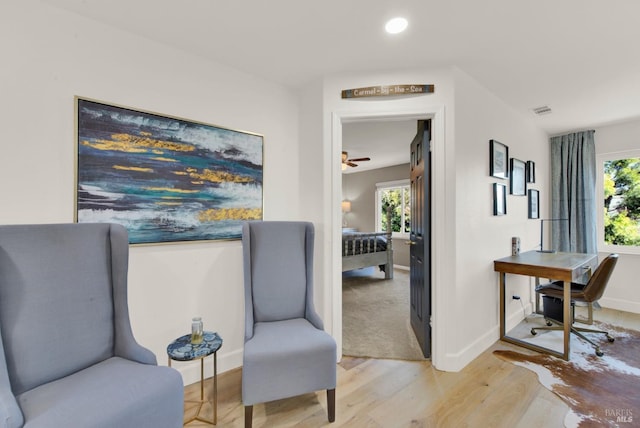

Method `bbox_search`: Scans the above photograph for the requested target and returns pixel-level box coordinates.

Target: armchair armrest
[0,335,23,428]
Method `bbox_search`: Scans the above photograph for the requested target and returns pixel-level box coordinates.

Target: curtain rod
[549,129,596,138]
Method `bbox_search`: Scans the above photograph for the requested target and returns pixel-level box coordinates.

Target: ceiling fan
[342,151,370,169]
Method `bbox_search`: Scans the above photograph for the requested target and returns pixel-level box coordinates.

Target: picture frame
[510,158,526,196]
[526,160,536,183]
[528,189,540,219]
[75,97,264,245]
[493,183,507,216]
[489,140,509,179]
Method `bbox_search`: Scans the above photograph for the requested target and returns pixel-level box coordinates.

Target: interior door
[409,119,432,358]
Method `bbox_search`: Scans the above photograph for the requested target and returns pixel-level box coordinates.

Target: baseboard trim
[439,325,498,372]
[437,302,532,372]
[393,264,409,271]
[599,297,640,314]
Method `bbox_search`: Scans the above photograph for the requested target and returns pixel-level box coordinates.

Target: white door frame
[330,106,447,369]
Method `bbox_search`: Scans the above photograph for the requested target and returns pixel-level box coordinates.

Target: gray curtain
[550,130,597,253]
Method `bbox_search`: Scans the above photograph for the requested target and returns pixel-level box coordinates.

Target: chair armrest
[0,335,24,428]
[115,337,157,366]
[0,388,24,428]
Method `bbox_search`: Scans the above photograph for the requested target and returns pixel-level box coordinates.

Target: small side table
[167,331,223,425]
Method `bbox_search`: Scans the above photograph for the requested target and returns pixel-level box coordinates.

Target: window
[375,180,410,239]
[598,150,640,254]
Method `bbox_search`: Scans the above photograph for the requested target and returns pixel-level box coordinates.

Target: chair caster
[595,347,604,357]
[607,335,615,342]
[546,321,553,326]
[531,329,538,336]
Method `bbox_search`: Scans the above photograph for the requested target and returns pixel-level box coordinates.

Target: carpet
[494,322,640,427]
[342,267,426,361]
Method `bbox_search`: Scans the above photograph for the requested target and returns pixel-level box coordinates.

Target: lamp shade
[341,200,352,213]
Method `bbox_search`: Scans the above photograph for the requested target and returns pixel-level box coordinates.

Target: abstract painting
[75,97,263,244]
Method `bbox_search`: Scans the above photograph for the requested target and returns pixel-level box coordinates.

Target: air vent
[532,105,552,115]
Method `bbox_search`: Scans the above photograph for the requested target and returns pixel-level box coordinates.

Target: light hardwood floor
[183,307,640,427]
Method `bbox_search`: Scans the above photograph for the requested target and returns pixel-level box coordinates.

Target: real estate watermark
[605,408,633,423]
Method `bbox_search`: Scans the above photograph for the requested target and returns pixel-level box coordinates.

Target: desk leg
[562,280,571,360]
[534,277,541,314]
[499,272,506,339]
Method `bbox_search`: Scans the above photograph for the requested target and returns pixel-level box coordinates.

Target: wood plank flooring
[183,307,640,427]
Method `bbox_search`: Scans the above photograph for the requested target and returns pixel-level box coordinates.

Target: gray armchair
[241,221,336,428]
[0,223,183,428]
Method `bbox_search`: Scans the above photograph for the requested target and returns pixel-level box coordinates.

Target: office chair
[531,253,619,356]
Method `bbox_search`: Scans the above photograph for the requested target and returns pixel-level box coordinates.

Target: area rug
[342,268,426,361]
[494,322,640,427]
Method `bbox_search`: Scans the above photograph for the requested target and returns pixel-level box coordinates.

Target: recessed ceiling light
[385,17,408,34]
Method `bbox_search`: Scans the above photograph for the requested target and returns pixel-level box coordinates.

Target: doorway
[339,117,432,360]
[330,107,446,368]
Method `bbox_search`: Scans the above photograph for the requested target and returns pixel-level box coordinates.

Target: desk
[494,251,597,360]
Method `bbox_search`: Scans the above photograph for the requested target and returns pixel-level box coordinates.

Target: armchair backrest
[582,253,618,302]
[242,221,314,326]
[0,223,126,396]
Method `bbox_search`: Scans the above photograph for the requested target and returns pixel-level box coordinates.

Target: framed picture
[493,183,507,216]
[510,158,526,196]
[489,140,509,179]
[75,97,264,245]
[526,160,536,183]
[528,189,539,219]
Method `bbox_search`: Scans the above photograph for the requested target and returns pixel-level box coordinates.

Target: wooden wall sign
[341,84,434,99]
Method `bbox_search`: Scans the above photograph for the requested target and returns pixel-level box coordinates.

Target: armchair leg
[245,405,253,428]
[327,388,336,422]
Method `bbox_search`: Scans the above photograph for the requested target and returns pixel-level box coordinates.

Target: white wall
[452,67,550,360]
[317,68,455,369]
[311,67,549,371]
[1,1,301,385]
[593,119,640,313]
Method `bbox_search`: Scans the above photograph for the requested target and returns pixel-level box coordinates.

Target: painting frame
[528,189,540,219]
[75,96,264,245]
[526,160,536,183]
[510,158,526,196]
[489,139,509,179]
[493,183,507,216]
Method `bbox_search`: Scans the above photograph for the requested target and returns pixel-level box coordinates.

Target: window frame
[597,149,640,255]
[375,179,410,240]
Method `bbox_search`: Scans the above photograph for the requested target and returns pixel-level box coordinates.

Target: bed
[341,228,393,279]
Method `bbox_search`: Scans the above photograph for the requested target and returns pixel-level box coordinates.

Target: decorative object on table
[0,223,184,427]
[494,322,640,428]
[493,183,507,216]
[528,189,539,219]
[75,96,264,245]
[509,158,526,195]
[489,139,509,179]
[526,160,536,183]
[241,221,337,428]
[167,331,223,425]
[192,317,204,344]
